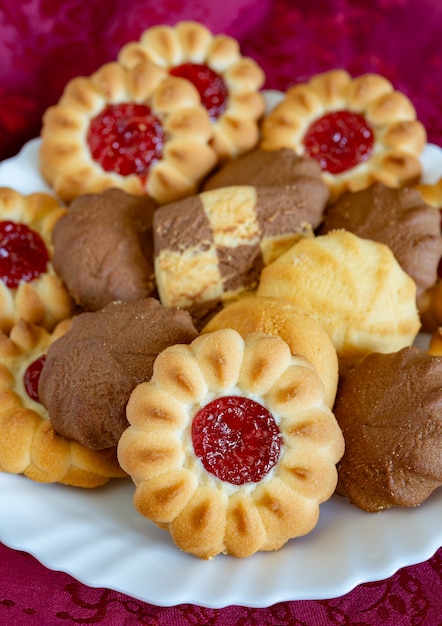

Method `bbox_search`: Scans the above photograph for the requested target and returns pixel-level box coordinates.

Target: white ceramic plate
[0,114,441,608]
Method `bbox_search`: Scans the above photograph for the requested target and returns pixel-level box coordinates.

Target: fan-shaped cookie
[40,59,218,204]
[117,328,344,559]
[260,69,426,199]
[0,187,73,333]
[118,20,266,159]
[257,230,421,370]
[0,318,126,487]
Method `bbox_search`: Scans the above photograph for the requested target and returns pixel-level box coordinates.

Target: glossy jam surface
[303,110,374,174]
[87,103,164,179]
[192,395,282,485]
[169,63,228,120]
[24,355,46,403]
[0,221,49,288]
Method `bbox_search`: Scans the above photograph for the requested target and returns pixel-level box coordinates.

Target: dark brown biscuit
[202,147,328,200]
[334,346,442,511]
[320,183,442,296]
[38,299,199,450]
[52,188,158,311]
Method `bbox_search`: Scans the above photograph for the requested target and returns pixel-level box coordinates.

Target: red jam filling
[191,395,282,485]
[169,63,228,120]
[0,221,49,288]
[24,355,46,403]
[303,110,374,174]
[87,103,165,180]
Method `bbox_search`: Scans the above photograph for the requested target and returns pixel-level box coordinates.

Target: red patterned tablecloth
[0,1,441,624]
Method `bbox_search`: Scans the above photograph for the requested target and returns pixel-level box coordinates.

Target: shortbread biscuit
[0,318,126,487]
[414,178,442,330]
[118,20,266,159]
[118,329,344,558]
[260,69,426,199]
[257,230,421,370]
[0,188,73,333]
[202,296,338,409]
[40,60,218,204]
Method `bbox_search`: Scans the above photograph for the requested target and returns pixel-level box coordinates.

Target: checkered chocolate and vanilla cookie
[153,182,328,325]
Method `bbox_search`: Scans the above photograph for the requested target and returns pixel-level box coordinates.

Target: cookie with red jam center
[117,329,344,559]
[0,188,73,333]
[118,20,266,159]
[261,69,426,199]
[0,318,126,487]
[40,59,218,205]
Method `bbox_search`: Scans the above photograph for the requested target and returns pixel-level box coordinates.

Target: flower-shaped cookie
[118,20,266,159]
[0,188,73,333]
[0,318,126,487]
[260,69,426,199]
[118,329,344,559]
[40,60,218,204]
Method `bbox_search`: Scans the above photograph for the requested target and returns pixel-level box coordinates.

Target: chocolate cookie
[334,346,442,511]
[320,183,442,296]
[202,147,329,206]
[38,298,199,450]
[52,188,158,311]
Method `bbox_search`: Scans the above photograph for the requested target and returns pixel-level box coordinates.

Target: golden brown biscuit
[414,178,442,330]
[118,329,344,558]
[260,69,426,199]
[118,20,266,159]
[202,296,338,409]
[416,177,442,209]
[257,230,421,370]
[0,188,73,333]
[0,318,126,487]
[40,60,218,204]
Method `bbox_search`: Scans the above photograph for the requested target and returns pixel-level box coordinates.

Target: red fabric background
[0,0,442,162]
[0,1,441,624]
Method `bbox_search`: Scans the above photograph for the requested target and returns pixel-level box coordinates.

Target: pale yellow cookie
[118,20,266,159]
[260,69,426,199]
[118,329,344,559]
[202,296,338,409]
[0,318,126,487]
[257,231,421,370]
[0,188,73,333]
